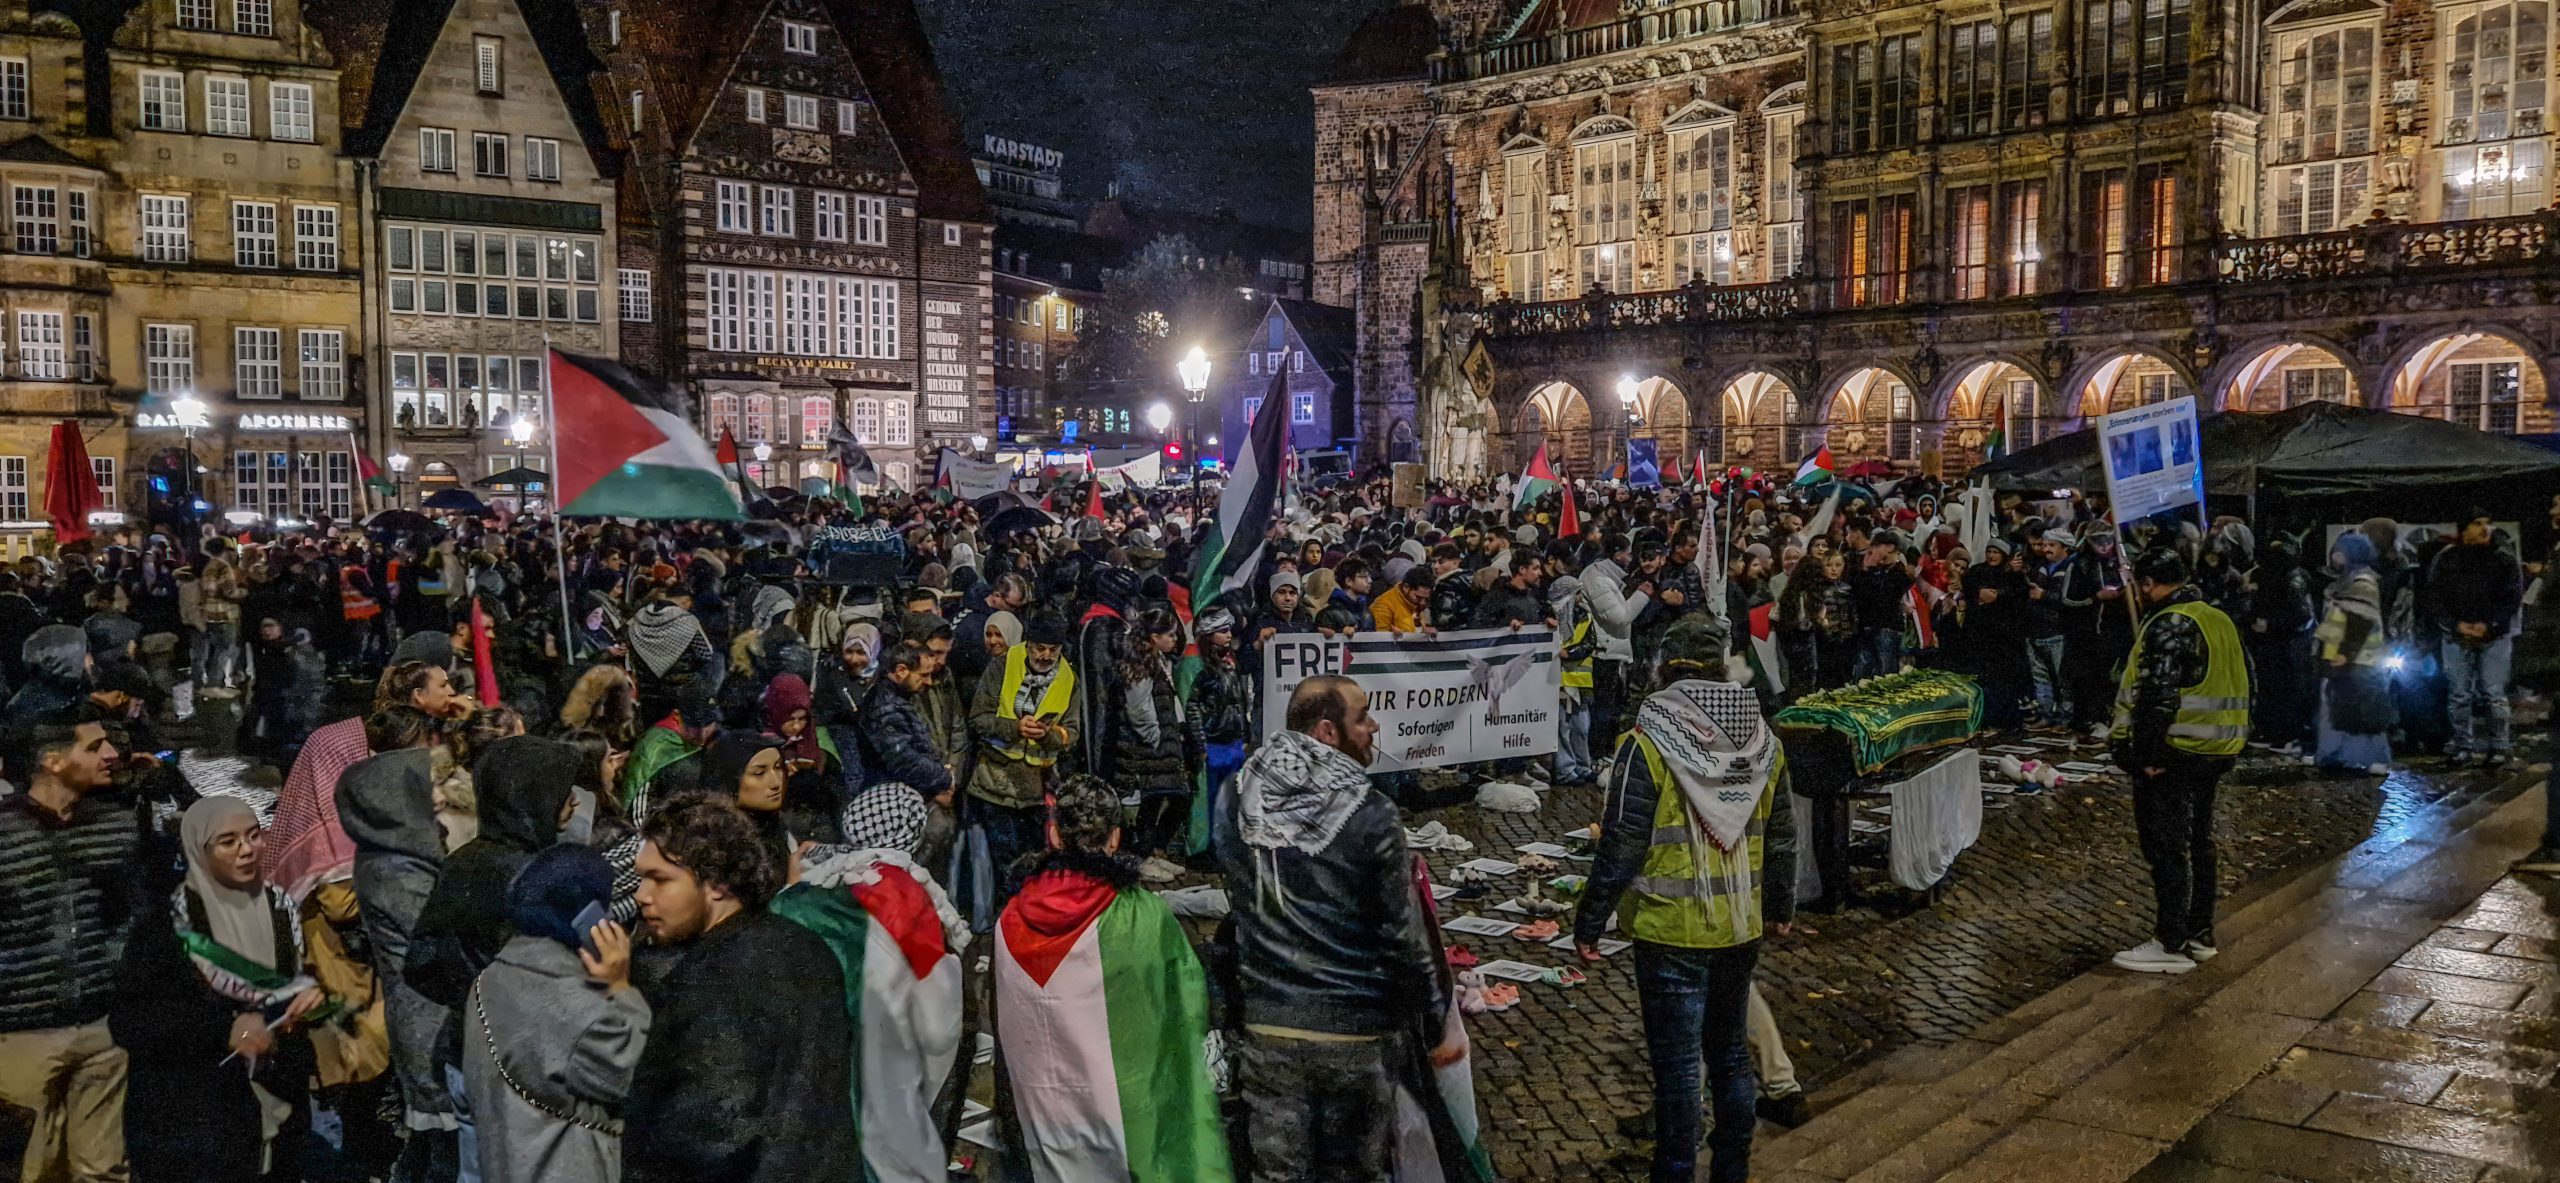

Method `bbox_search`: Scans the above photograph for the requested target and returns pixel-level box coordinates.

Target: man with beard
[1215,675,1451,1183]
[624,794,854,1183]
[965,616,1080,908]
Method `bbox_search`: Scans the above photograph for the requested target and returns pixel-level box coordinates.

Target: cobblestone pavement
[1403,734,2536,1182]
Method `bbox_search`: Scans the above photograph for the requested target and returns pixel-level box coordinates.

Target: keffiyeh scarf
[1632,679,1782,939]
[628,602,707,678]
[1231,729,1371,856]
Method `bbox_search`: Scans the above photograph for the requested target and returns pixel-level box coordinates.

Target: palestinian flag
[1905,582,1937,650]
[1693,449,1711,488]
[774,854,964,1183]
[1792,444,1835,487]
[1981,425,2007,461]
[995,876,1230,1182]
[1512,442,1558,511]
[1745,600,1787,695]
[1191,363,1290,605]
[547,348,741,520]
[1556,470,1581,538]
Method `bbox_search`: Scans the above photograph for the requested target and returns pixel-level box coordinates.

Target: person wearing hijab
[983,609,1024,662]
[763,673,848,845]
[775,784,968,1183]
[404,736,586,1183]
[813,621,881,729]
[701,731,796,871]
[112,797,330,1183]
[462,844,650,1183]
[2314,532,2395,775]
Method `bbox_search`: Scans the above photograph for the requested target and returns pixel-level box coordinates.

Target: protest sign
[2095,396,2205,524]
[1392,462,1427,508]
[935,449,1014,500]
[1261,627,1560,772]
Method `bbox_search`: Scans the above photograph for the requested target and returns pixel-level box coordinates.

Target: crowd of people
[2,462,2556,1183]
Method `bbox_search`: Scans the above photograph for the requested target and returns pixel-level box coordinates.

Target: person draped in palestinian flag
[772,784,970,1183]
[993,775,1232,1183]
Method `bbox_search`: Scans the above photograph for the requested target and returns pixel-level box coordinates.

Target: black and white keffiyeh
[1632,679,1778,853]
[1231,729,1371,856]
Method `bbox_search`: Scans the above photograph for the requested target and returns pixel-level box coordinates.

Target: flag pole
[542,345,578,663]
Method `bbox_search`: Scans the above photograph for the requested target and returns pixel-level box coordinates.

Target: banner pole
[542,345,577,662]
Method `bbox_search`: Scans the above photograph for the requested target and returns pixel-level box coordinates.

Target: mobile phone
[571,901,609,956]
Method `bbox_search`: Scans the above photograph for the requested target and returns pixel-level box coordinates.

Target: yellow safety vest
[2112,600,2251,756]
[1620,733,1785,949]
[1562,617,1594,689]
[986,644,1075,767]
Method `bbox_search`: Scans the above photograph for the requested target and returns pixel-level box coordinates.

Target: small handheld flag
[1792,444,1835,487]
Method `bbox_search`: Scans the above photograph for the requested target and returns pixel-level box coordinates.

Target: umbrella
[1842,459,1898,479]
[364,508,434,534]
[422,488,491,514]
[982,505,1057,538]
[42,421,102,543]
[972,490,1040,514]
[763,485,804,501]
[473,465,550,489]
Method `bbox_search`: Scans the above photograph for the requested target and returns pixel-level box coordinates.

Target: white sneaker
[2182,938,2219,963]
[1138,856,1184,884]
[2111,940,2198,975]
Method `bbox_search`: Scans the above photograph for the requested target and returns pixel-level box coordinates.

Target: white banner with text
[1260,627,1560,772]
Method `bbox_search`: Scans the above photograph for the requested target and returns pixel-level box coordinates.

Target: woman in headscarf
[764,673,850,845]
[701,730,797,871]
[461,844,650,1183]
[112,797,330,1183]
[2314,531,2395,776]
[776,783,968,1183]
[983,610,1024,664]
[813,621,881,729]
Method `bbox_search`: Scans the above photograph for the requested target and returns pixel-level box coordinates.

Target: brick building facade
[1324,0,2560,480]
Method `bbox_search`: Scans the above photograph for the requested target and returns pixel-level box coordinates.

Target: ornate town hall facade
[1319,0,2560,478]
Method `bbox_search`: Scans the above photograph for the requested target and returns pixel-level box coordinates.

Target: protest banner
[935,448,1014,500]
[1391,462,1426,509]
[2095,396,2205,525]
[1261,627,1560,772]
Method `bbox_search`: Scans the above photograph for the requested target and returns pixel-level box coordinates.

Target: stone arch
[2383,327,2553,434]
[1821,366,1922,465]
[1511,380,1598,474]
[1936,359,2049,469]
[2064,347,2198,420]
[1568,114,1639,142]
[1711,370,1793,470]
[2213,337,2364,413]
[1761,81,1806,110]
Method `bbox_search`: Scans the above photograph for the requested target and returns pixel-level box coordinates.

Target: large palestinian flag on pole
[1191,363,1290,606]
[546,348,742,520]
[1513,442,1559,511]
[995,879,1232,1182]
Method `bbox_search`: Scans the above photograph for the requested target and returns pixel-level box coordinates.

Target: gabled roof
[1272,298,1357,380]
[0,132,98,170]
[322,0,615,171]
[822,0,989,224]
[1325,4,1437,86]
[620,0,768,155]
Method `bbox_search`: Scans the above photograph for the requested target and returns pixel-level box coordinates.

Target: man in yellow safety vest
[2108,548,2252,975]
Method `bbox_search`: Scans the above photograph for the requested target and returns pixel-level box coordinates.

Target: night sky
[914,0,1391,231]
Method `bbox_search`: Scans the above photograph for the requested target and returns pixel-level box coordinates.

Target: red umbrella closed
[43,421,101,543]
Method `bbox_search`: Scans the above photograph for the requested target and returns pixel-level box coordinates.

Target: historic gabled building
[348,0,619,502]
[1326,0,2560,480]
[0,2,109,546]
[1214,297,1360,462]
[110,0,367,523]
[578,0,994,494]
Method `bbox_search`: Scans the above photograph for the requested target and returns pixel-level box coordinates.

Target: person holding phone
[462,844,651,1183]
[962,615,1081,918]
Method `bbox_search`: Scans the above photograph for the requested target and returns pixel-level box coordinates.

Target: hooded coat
[406,737,585,1011]
[2,623,88,728]
[337,745,456,1128]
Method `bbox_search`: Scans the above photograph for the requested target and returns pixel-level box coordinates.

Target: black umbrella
[972,490,1040,514]
[422,487,491,514]
[473,465,550,489]
[364,508,433,534]
[982,504,1057,538]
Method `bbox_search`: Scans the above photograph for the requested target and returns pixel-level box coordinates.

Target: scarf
[840,783,929,852]
[628,601,705,677]
[2316,567,2386,664]
[1632,679,1782,941]
[748,583,796,633]
[1231,729,1371,856]
[1012,660,1060,716]
[178,796,304,1006]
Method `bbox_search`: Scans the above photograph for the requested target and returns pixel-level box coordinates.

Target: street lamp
[171,394,206,519]
[388,451,410,509]
[508,418,537,512]
[970,434,989,455]
[1177,346,1210,519]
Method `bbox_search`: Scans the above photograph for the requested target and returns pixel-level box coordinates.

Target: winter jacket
[855,678,954,798]
[200,555,245,623]
[2428,541,2524,638]
[1429,571,1476,633]
[1370,585,1426,633]
[0,791,142,1032]
[2,624,89,730]
[2109,586,2239,774]
[1189,651,1255,746]
[1469,580,1547,630]
[1580,559,1651,662]
[811,656,872,730]
[1106,664,1187,795]
[463,936,652,1183]
[337,746,456,1126]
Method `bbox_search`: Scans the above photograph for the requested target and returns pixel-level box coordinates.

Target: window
[294,205,337,270]
[1243,397,1264,424]
[141,195,190,263]
[270,81,312,141]
[141,71,186,131]
[1828,34,1920,153]
[629,91,642,131]
[325,453,350,518]
[2280,365,2349,407]
[233,0,271,36]
[813,192,847,241]
[72,314,94,380]
[1670,120,1733,285]
[608,9,621,45]
[178,0,214,28]
[2440,1,2552,219]
[63,191,86,258]
[1292,391,1317,424]
[420,127,456,172]
[1765,107,1803,279]
[295,329,343,400]
[745,89,766,123]
[11,185,53,255]
[0,59,27,121]
[783,21,818,53]
[233,327,281,398]
[473,132,508,178]
[16,312,61,379]
[2003,11,2056,130]
[2270,160,2373,235]
[760,186,794,236]
[849,397,881,444]
[525,137,561,182]
[206,76,250,136]
[1832,194,1914,306]
[2078,0,2191,117]
[860,278,898,357]
[1946,20,1999,139]
[784,94,819,130]
[716,181,752,232]
[854,194,888,245]
[838,100,859,134]
[2273,24,2376,167]
[780,274,829,356]
[705,270,742,352]
[943,223,961,246]
[802,396,833,444]
[620,268,651,321]
[231,200,276,267]
[2449,360,2525,431]
[2002,178,2045,294]
[1949,185,1992,299]
[0,457,22,519]
[145,324,193,394]
[475,37,503,94]
[2081,164,2180,286]
[91,457,115,510]
[882,397,911,446]
[1573,134,1635,291]
[745,394,772,442]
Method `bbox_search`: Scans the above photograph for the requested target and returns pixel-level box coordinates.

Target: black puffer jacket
[1429,571,1475,632]
[1189,650,1255,746]
[1106,664,1186,794]
[1211,733,1445,1036]
[0,792,142,1033]
[2110,585,2244,774]
[855,678,951,797]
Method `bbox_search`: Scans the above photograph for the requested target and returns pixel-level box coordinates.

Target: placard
[1391,462,1426,508]
[2096,396,2204,523]
[1260,627,1560,772]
